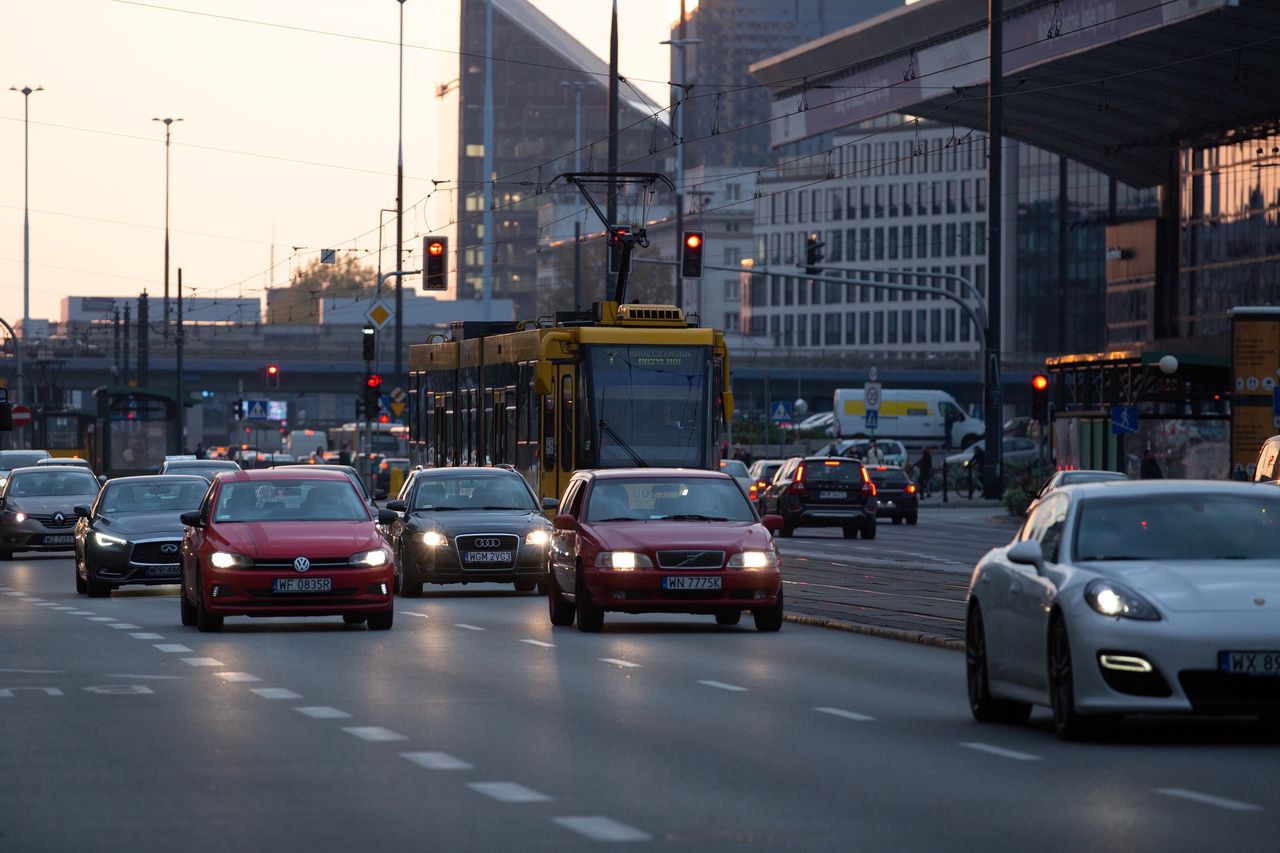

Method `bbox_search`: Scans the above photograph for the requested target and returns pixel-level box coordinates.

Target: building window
[797,314,807,346]
[930,309,942,342]
[860,228,872,262]
[846,188,857,220]
[874,312,885,344]
[975,223,986,255]
[828,229,843,262]
[976,178,987,212]
[888,228,899,260]
[960,222,972,256]
[887,311,898,344]
[723,280,739,300]
[901,226,914,260]
[825,312,842,345]
[889,183,900,218]
[902,310,913,342]
[875,142,885,175]
[811,313,821,346]
[946,310,956,342]
[828,190,843,221]
[931,181,942,215]
[902,183,914,217]
[946,180,957,215]
[860,312,870,342]
[916,309,927,343]
[846,228,857,261]
[770,194,778,225]
[931,224,943,256]
[798,277,809,306]
[784,277,794,306]
[860,186,871,218]
[785,232,795,264]
[888,141,900,175]
[874,227,885,260]
[770,276,780,305]
[959,313,970,342]
[846,311,857,344]
[874,185,885,218]
[465,143,485,157]
[917,225,928,257]
[770,315,780,345]
[961,179,971,214]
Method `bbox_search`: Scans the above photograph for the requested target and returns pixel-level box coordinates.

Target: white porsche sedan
[966,480,1280,739]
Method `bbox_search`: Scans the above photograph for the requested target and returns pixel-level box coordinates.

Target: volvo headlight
[351,549,388,567]
[524,529,550,547]
[93,531,127,547]
[210,551,253,569]
[1084,579,1160,621]
[596,551,653,570]
[418,531,446,548]
[728,550,779,570]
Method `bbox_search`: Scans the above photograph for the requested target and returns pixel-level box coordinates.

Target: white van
[283,429,328,458]
[833,388,984,447]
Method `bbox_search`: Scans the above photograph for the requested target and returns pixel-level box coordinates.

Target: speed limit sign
[865,382,882,410]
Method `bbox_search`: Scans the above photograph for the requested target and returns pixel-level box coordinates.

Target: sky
[1,0,685,324]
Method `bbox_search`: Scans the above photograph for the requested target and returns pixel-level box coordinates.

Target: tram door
[543,363,576,504]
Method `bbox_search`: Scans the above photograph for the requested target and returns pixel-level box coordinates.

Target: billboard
[1230,309,1280,478]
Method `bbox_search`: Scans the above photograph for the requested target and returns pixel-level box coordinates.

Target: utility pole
[394,0,407,383]
[984,0,1004,499]
[122,304,131,388]
[481,0,495,321]
[561,80,585,310]
[175,268,185,453]
[664,9,700,315]
[9,84,42,409]
[605,0,619,301]
[153,117,182,338]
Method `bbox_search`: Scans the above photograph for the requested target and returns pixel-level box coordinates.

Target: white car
[818,439,908,467]
[945,437,1041,468]
[966,480,1280,739]
[719,459,752,493]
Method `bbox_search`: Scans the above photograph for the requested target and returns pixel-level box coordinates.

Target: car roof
[1060,479,1268,497]
[797,456,862,464]
[414,466,520,477]
[587,468,734,480]
[7,465,96,476]
[166,459,239,467]
[104,474,209,485]
[217,468,352,483]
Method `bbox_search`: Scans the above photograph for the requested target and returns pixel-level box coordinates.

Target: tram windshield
[588,345,710,468]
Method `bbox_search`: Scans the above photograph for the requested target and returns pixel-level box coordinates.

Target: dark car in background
[866,465,918,525]
[385,466,556,597]
[0,450,52,489]
[159,458,241,482]
[745,458,785,507]
[0,466,102,559]
[758,456,877,539]
[74,475,208,597]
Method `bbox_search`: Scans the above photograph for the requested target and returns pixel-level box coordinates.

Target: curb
[783,612,963,652]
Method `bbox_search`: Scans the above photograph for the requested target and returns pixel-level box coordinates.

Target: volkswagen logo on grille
[161,543,179,554]
[473,537,503,549]
[53,512,65,524]
[293,556,311,573]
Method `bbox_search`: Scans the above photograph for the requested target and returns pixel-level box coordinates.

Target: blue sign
[244,399,270,420]
[320,248,336,264]
[1109,406,1139,435]
[864,410,879,430]
[768,400,793,424]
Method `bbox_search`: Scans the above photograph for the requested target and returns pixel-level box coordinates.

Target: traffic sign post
[769,400,793,458]
[10,405,31,429]
[864,372,881,435]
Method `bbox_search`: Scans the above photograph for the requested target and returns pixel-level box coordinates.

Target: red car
[178,468,396,632]
[547,468,784,633]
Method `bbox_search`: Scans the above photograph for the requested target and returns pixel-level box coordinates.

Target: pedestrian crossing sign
[865,410,879,430]
[769,400,793,424]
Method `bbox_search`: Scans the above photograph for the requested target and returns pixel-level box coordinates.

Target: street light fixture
[9,84,42,410]
[152,116,183,339]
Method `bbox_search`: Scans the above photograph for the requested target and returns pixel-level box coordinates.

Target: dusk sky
[1,0,682,322]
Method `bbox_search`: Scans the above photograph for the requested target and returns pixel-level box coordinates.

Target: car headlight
[418,531,447,548]
[209,551,254,569]
[1084,579,1161,621]
[93,531,127,547]
[351,549,388,567]
[596,551,653,570]
[727,550,779,570]
[11,511,28,523]
[524,529,550,547]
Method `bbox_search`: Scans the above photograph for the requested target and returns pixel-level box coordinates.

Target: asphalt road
[3,552,1277,852]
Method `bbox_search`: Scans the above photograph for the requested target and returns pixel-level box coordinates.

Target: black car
[159,458,241,481]
[758,456,877,539]
[865,465,918,525]
[386,467,557,597]
[73,475,208,597]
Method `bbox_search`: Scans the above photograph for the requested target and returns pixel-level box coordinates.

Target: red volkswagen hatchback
[547,468,784,632]
[179,468,396,632]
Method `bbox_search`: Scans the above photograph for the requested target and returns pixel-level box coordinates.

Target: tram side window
[560,374,573,473]
[504,390,516,464]
[543,393,556,468]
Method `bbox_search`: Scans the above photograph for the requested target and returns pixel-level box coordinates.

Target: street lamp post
[661,32,700,315]
[394,0,407,388]
[9,84,42,410]
[152,116,182,340]
[560,81,584,310]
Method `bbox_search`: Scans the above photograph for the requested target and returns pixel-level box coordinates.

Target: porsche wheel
[966,602,1031,724]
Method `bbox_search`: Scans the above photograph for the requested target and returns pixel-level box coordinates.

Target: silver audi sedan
[966,480,1280,739]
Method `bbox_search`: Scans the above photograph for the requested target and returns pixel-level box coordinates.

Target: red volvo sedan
[547,468,784,632]
[179,468,396,632]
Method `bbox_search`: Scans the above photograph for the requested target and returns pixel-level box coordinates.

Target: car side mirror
[553,514,577,532]
[543,497,560,511]
[761,514,784,533]
[97,474,108,484]
[377,508,398,525]
[1007,539,1045,571]
[73,505,91,519]
[385,499,406,513]
[180,511,203,528]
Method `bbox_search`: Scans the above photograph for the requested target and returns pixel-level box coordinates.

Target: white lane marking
[153,644,193,653]
[402,611,429,620]
[25,597,46,603]
[50,606,81,611]
[181,658,224,667]
[295,706,351,719]
[1156,788,1263,812]
[814,706,876,722]
[251,687,302,700]
[0,667,63,674]
[65,610,94,616]
[401,751,474,771]
[599,658,642,668]
[454,623,486,631]
[130,633,164,640]
[216,672,262,683]
[960,742,1042,762]
[698,680,747,692]
[468,782,552,803]
[342,726,407,742]
[519,639,556,648]
[87,616,118,622]
[104,674,182,680]
[32,602,57,607]
[3,591,27,596]
[107,623,141,630]
[552,817,653,843]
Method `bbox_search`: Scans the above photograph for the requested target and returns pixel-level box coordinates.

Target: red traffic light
[427,240,445,257]
[378,414,390,424]
[684,232,702,250]
[266,364,279,376]
[1031,373,1049,391]
[366,374,382,389]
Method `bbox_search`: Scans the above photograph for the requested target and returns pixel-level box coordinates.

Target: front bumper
[403,541,548,585]
[88,539,184,586]
[583,568,781,614]
[199,563,394,617]
[1,520,77,552]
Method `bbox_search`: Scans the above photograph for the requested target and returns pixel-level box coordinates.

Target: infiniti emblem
[161,543,179,554]
[1255,598,1266,607]
[53,512,65,524]
[293,556,311,573]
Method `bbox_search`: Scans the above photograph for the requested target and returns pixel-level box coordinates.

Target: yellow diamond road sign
[364,300,393,329]
[390,401,406,417]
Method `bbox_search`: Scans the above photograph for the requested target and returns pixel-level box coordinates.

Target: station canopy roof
[749,0,1280,187]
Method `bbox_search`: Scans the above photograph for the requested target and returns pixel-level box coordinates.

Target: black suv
[758,456,877,539]
[865,465,918,525]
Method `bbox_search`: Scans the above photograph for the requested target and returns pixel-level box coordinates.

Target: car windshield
[1074,492,1280,561]
[802,460,865,484]
[214,480,369,523]
[100,480,205,514]
[413,475,537,511]
[720,460,749,478]
[585,477,755,522]
[7,471,100,497]
[758,463,782,482]
[1060,472,1125,486]
[868,468,909,485]
[0,452,49,470]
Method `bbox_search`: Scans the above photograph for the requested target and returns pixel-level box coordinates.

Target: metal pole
[9,85,41,411]
[176,267,185,452]
[152,118,182,338]
[605,0,619,301]
[122,305,131,387]
[573,220,582,311]
[984,0,1004,498]
[561,81,584,310]
[481,0,494,321]
[395,0,407,382]
[673,15,686,315]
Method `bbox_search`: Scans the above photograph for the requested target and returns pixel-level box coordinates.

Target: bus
[407,302,733,502]
[328,422,409,458]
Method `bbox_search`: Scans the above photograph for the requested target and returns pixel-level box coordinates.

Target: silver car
[0,466,102,559]
[966,480,1280,739]
[0,449,51,490]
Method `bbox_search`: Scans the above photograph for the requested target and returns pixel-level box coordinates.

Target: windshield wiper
[592,516,639,522]
[658,514,728,521]
[599,419,647,467]
[1080,554,1144,561]
[478,505,529,511]
[417,506,463,512]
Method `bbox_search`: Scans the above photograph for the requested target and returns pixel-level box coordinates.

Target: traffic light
[608,226,631,274]
[1031,373,1050,423]
[424,236,448,290]
[804,232,825,275]
[231,399,243,421]
[0,395,11,432]
[265,363,280,388]
[680,230,704,278]
[362,325,376,362]
[363,373,382,419]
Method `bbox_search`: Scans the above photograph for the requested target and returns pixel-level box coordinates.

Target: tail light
[861,481,877,497]
[749,484,759,500]
[905,483,917,494]
[787,464,808,495]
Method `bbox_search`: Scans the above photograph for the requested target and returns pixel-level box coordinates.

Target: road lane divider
[181,657,224,667]
[959,742,1041,761]
[153,644,193,653]
[107,623,141,630]
[1156,788,1262,812]
[342,726,407,742]
[552,817,653,843]
[216,672,262,683]
[814,706,876,722]
[468,782,552,803]
[454,624,486,631]
[401,752,474,771]
[129,633,164,640]
[599,658,642,668]
[697,680,747,692]
[295,706,352,719]
[519,639,556,648]
[251,687,303,700]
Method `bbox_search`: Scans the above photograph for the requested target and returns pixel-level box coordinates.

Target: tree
[266,256,377,324]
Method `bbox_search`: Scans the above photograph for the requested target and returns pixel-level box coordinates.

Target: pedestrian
[194,442,205,459]
[944,409,959,450]
[967,444,985,499]
[916,446,934,497]
[865,440,885,465]
[1140,448,1164,479]
[311,445,325,465]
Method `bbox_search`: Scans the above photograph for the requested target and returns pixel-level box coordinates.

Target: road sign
[244,400,270,420]
[865,381,882,411]
[364,299,393,330]
[1109,406,1139,435]
[389,402,406,417]
[320,249,337,264]
[10,405,31,427]
[390,386,407,403]
[768,400,793,424]
[864,410,879,430]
